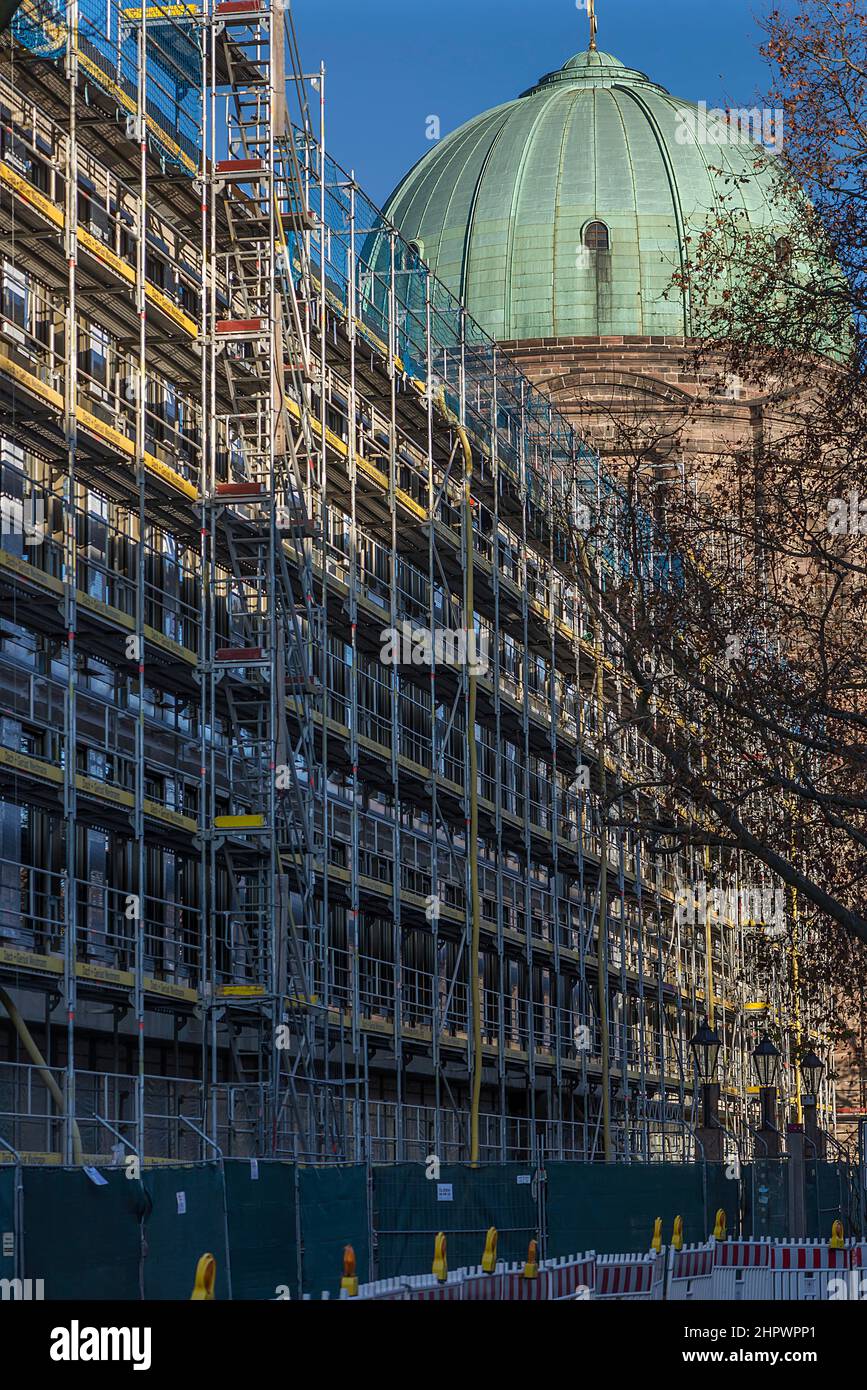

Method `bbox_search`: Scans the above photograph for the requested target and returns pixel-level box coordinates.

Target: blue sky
[292,0,783,206]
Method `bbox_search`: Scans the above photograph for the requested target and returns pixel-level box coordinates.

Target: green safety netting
[297,1164,369,1298]
[0,1164,18,1283]
[804,1160,852,1240]
[142,1161,231,1299]
[2,1156,862,1296]
[545,1159,734,1256]
[224,1159,297,1301]
[372,1162,538,1278]
[22,1165,144,1299]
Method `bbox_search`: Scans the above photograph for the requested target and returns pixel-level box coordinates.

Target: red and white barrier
[711,1240,774,1300]
[403,1271,466,1302]
[348,1237,862,1302]
[351,1275,412,1301]
[544,1253,596,1301]
[596,1251,665,1300]
[500,1261,553,1301]
[667,1241,716,1301]
[771,1240,850,1301]
[460,1265,505,1301]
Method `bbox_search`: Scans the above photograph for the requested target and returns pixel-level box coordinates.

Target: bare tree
[553,3,867,1061]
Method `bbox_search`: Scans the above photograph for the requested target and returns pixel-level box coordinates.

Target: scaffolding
[0,0,836,1166]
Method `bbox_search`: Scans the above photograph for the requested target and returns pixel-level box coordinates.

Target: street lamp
[801,1049,824,1100]
[801,1049,825,1157]
[752,1034,781,1148]
[690,1016,722,1156]
[690,1016,722,1084]
[752,1035,781,1088]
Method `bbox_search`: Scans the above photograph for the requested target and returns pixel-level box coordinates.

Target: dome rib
[551,88,582,337]
[614,82,693,336]
[502,90,565,338]
[606,87,644,335]
[457,116,512,307]
[389,104,513,286]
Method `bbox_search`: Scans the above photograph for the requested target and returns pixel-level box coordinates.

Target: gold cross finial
[588,0,598,52]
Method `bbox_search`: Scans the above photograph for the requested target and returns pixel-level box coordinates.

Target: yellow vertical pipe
[463,426,482,1166]
[438,389,482,1164]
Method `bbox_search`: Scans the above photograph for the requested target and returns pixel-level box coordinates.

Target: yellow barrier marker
[481,1226,498,1273]
[522,1239,539,1279]
[672,1216,684,1252]
[830,1219,845,1249]
[432,1232,448,1283]
[341,1244,359,1297]
[713,1209,727,1240]
[650,1217,663,1252]
[190,1253,216,1300]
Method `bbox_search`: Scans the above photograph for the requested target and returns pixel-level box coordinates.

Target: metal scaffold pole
[62,0,79,1168]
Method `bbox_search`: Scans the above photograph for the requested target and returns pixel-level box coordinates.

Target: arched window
[775,236,792,268]
[408,238,426,262]
[583,220,610,252]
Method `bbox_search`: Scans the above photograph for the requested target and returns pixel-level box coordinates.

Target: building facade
[0,6,834,1168]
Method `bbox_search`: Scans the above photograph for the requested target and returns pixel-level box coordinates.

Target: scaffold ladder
[199,0,340,1158]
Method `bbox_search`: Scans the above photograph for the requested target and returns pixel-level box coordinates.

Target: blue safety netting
[12,0,201,172]
[299,139,612,552]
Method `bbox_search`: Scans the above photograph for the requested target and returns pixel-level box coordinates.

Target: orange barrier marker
[341,1244,359,1297]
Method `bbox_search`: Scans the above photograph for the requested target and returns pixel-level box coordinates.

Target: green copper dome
[383,49,793,340]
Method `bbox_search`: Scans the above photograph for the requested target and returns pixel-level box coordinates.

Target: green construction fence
[372,1162,538,1278]
[0,1156,858,1297]
[545,1158,734,1256]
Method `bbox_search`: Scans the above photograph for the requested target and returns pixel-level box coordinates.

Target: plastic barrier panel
[401,1271,465,1302]
[459,1265,505,1301]
[544,1252,596,1301]
[352,1276,413,1301]
[596,1251,665,1300]
[828,1244,867,1301]
[499,1261,550,1301]
[711,1240,774,1300]
[667,1241,716,1301]
[770,1240,850,1300]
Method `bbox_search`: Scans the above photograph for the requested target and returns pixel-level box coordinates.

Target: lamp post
[800,1049,825,1158]
[752,1034,781,1157]
[690,1016,723,1161]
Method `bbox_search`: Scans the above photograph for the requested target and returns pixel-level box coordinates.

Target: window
[583,220,610,252]
[1,262,27,328]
